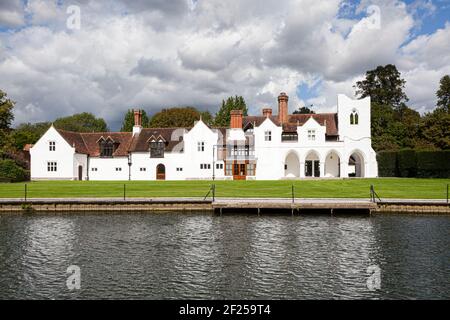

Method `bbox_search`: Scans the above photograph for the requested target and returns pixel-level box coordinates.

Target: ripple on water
[0,213,449,299]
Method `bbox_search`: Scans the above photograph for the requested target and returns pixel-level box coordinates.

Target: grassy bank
[0,178,449,199]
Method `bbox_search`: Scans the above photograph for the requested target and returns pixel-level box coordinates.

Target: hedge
[377,150,450,178]
[0,159,30,182]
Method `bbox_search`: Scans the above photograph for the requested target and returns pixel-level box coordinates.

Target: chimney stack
[133,109,143,135]
[230,110,243,129]
[262,108,272,118]
[278,92,289,124]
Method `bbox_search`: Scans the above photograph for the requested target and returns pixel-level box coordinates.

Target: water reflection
[0,213,449,299]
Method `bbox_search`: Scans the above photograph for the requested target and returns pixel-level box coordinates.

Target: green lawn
[0,178,449,199]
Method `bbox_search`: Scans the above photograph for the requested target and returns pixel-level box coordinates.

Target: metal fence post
[447,184,449,204]
[213,184,215,202]
[370,185,374,203]
[123,184,126,201]
[291,184,294,204]
[24,183,27,202]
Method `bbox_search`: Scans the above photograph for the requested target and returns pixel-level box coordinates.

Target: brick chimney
[262,108,272,118]
[278,92,289,124]
[230,110,243,129]
[133,109,143,135]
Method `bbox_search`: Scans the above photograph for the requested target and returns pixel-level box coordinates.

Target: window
[308,130,316,141]
[176,167,183,172]
[140,168,146,172]
[247,163,255,176]
[264,131,272,141]
[350,110,359,125]
[100,139,114,157]
[216,163,223,169]
[150,140,165,158]
[91,168,98,172]
[115,167,122,172]
[47,161,57,172]
[49,141,56,151]
[200,164,210,170]
[225,163,232,176]
[197,141,205,152]
[281,132,298,142]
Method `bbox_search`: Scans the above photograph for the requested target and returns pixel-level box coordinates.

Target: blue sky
[0,0,449,129]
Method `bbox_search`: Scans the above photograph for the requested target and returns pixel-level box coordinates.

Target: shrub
[0,159,29,182]
[377,151,398,177]
[397,149,417,177]
[377,150,450,178]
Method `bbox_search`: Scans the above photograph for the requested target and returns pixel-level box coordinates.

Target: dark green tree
[120,109,149,131]
[11,122,51,150]
[214,96,248,126]
[0,90,15,151]
[354,64,409,110]
[149,107,205,128]
[420,109,450,150]
[436,74,450,113]
[53,112,109,132]
[293,106,315,114]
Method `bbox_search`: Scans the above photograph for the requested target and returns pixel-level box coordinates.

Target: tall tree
[149,107,206,128]
[436,74,450,113]
[354,64,409,110]
[53,112,109,132]
[293,106,315,114]
[0,90,15,151]
[214,96,248,126]
[120,109,149,131]
[11,122,51,150]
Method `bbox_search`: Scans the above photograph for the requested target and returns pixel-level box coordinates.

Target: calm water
[0,212,449,300]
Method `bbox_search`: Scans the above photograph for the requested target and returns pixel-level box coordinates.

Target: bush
[0,159,29,182]
[377,150,450,178]
[377,151,398,177]
[416,151,450,178]
[397,149,417,177]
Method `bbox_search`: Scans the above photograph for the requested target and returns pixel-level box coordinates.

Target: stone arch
[304,150,320,177]
[284,151,300,178]
[348,150,365,177]
[324,149,341,178]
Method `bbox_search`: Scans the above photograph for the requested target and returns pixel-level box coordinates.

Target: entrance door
[156,164,165,180]
[78,165,83,180]
[305,161,320,177]
[232,162,246,180]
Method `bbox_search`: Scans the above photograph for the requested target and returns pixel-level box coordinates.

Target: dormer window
[350,110,359,125]
[308,130,316,141]
[150,139,165,158]
[99,137,115,157]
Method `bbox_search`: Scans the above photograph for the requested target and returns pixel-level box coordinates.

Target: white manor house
[30,93,378,180]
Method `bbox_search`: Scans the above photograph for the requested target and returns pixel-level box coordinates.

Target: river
[0,212,449,299]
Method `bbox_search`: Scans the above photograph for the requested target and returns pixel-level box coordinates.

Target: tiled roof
[57,129,133,156]
[129,128,187,152]
[243,113,338,136]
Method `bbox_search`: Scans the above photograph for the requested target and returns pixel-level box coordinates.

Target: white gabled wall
[30,126,77,180]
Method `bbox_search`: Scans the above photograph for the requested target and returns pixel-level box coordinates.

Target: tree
[420,109,450,150]
[214,96,248,126]
[53,112,109,132]
[149,107,205,128]
[11,122,51,150]
[120,109,149,131]
[354,64,409,110]
[436,75,450,113]
[0,90,15,151]
[293,106,315,114]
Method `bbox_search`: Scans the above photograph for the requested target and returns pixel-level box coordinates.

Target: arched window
[350,110,359,125]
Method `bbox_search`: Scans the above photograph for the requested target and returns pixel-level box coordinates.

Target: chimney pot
[278,92,289,124]
[262,108,272,118]
[230,110,243,129]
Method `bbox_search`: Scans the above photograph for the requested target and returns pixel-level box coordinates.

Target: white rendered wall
[88,157,129,180]
[30,126,77,180]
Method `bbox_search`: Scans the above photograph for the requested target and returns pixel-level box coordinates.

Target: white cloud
[0,0,448,128]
